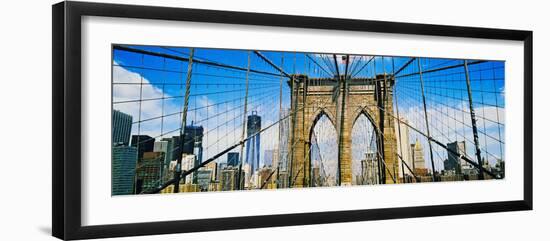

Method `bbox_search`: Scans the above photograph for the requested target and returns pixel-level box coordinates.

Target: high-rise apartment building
[112,110,133,145]
[135,151,163,194]
[112,145,137,195]
[131,135,154,159]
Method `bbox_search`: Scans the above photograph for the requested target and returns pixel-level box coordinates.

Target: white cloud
[113,64,181,138]
[113,64,249,163]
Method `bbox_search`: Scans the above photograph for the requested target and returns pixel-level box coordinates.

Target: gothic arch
[307,109,339,187]
[308,108,337,138]
[350,108,380,185]
[350,106,379,134]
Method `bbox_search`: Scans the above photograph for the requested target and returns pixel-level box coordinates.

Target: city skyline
[111,44,505,195]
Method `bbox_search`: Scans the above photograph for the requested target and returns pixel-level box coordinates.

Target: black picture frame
[52,1,533,240]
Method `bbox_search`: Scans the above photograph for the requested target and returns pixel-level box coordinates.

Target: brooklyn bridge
[110,45,505,195]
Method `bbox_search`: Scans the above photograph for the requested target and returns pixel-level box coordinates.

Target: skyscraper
[363,152,378,184]
[112,110,132,145]
[216,162,227,181]
[311,165,321,186]
[278,108,290,171]
[131,135,154,159]
[180,153,196,184]
[243,163,252,188]
[203,161,218,182]
[154,138,174,162]
[395,117,413,177]
[154,139,174,164]
[196,169,213,191]
[245,111,261,172]
[168,124,204,183]
[446,141,466,174]
[170,136,181,161]
[179,124,204,166]
[112,145,137,195]
[221,166,244,191]
[154,139,174,181]
[227,152,239,167]
[135,151,163,194]
[183,124,204,183]
[358,160,367,185]
[411,139,426,170]
[183,125,204,157]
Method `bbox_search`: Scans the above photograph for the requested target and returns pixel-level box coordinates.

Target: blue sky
[112,44,505,177]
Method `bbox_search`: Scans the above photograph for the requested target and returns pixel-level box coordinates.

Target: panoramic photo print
[111,44,505,196]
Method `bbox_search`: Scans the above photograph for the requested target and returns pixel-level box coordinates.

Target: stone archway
[308,110,338,187]
[351,110,380,185]
[288,74,398,187]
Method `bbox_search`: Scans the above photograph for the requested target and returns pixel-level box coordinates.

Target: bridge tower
[288,74,399,187]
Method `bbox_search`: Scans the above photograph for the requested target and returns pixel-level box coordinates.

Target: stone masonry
[288,74,398,187]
